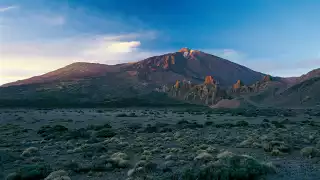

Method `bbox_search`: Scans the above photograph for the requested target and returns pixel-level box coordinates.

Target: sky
[1,0,320,85]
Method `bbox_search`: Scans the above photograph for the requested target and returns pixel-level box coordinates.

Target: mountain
[2,48,265,88]
[295,68,320,83]
[123,48,266,87]
[1,48,318,108]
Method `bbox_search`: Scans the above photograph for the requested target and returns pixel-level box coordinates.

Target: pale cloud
[0,5,18,12]
[106,41,141,53]
[0,33,165,85]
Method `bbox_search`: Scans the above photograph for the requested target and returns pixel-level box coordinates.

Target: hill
[282,68,320,85]
[2,62,126,87]
[243,76,320,108]
[276,77,320,107]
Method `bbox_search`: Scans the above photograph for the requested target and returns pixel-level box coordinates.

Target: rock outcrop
[262,75,272,82]
[167,76,227,105]
[204,76,215,85]
[231,75,275,94]
[232,80,244,93]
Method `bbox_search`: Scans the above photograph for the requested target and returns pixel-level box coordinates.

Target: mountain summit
[125,48,265,87]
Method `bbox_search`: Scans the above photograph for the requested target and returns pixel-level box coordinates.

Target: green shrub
[37,125,68,139]
[116,113,138,117]
[66,128,91,139]
[96,128,116,138]
[204,121,214,126]
[87,123,112,131]
[271,121,285,128]
[235,120,249,127]
[215,123,234,128]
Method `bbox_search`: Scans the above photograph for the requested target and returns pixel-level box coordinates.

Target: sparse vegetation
[2,107,320,179]
[174,151,276,180]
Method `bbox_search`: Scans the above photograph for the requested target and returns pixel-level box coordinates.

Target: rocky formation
[262,75,272,82]
[204,76,215,85]
[167,76,227,105]
[231,75,274,94]
[232,80,243,91]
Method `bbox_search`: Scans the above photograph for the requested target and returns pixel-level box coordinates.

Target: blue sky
[1,0,320,84]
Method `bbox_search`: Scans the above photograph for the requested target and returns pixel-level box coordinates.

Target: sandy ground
[1,108,320,180]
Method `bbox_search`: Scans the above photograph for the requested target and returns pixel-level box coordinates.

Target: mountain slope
[0,74,192,107]
[277,77,320,107]
[2,62,126,87]
[243,76,320,108]
[282,68,320,85]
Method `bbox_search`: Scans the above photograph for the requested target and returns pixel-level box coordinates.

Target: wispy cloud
[0,5,18,12]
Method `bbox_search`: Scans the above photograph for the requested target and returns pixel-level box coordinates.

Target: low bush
[96,128,116,138]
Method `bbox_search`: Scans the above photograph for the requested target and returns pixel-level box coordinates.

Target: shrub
[21,147,39,158]
[177,120,189,125]
[143,124,158,133]
[263,141,291,153]
[271,121,285,128]
[37,125,68,139]
[127,123,143,131]
[15,163,52,180]
[96,110,104,113]
[96,128,116,138]
[116,113,128,117]
[44,170,70,180]
[204,121,214,126]
[235,120,249,127]
[215,123,234,128]
[300,147,320,158]
[176,120,203,129]
[109,152,130,168]
[194,152,214,162]
[87,123,112,131]
[280,119,290,124]
[116,113,138,117]
[66,128,91,139]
